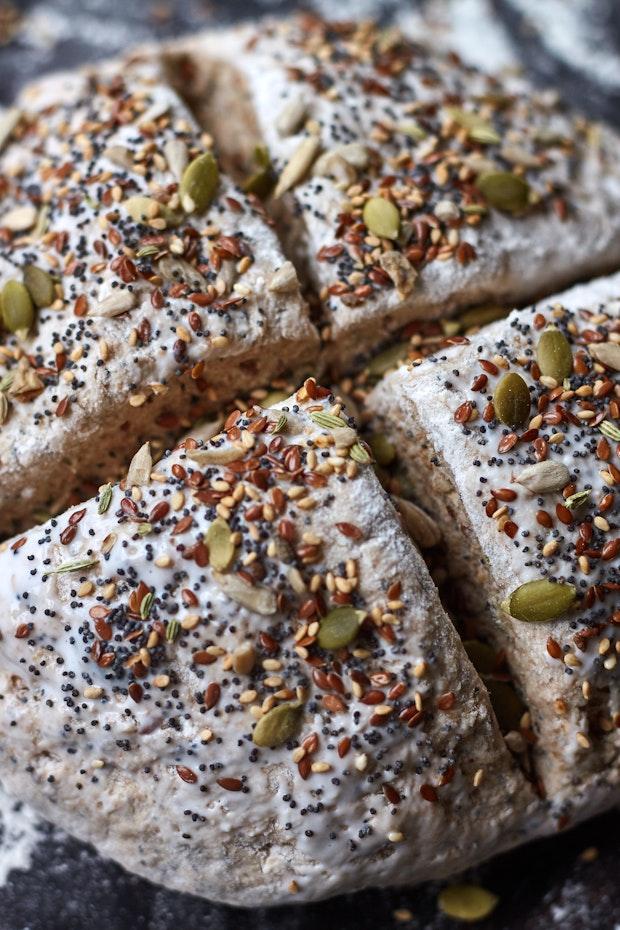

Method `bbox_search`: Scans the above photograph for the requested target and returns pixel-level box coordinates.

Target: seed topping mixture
[0,58,305,481]
[413,300,620,743]
[245,15,609,314]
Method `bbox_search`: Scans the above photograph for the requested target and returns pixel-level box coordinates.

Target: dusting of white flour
[0,783,43,886]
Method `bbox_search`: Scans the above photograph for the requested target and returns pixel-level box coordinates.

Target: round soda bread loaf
[0,384,541,905]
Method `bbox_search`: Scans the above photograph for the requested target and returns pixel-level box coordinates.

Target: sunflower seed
[378,250,417,296]
[213,571,277,615]
[276,95,307,137]
[163,139,189,181]
[274,135,321,198]
[103,145,135,170]
[268,261,298,293]
[312,151,356,185]
[206,517,235,572]
[8,364,43,397]
[94,289,136,318]
[1,204,38,232]
[158,255,207,291]
[394,497,442,548]
[126,442,152,487]
[187,444,244,466]
[588,342,620,371]
[514,461,570,494]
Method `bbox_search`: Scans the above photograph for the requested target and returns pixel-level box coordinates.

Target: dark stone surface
[0,2,619,927]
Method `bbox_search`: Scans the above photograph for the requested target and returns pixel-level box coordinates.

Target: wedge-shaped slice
[0,58,317,536]
[0,383,539,905]
[370,273,620,819]
[164,15,620,371]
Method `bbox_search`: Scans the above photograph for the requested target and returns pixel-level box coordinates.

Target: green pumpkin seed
[317,606,365,651]
[536,327,573,381]
[565,489,591,510]
[503,579,577,622]
[252,701,304,747]
[180,152,219,214]
[369,433,396,467]
[1,280,35,334]
[263,390,289,407]
[477,171,530,214]
[363,197,400,239]
[350,442,372,464]
[493,372,531,428]
[123,195,182,227]
[445,107,501,145]
[98,484,113,515]
[397,119,427,141]
[242,145,275,199]
[458,303,507,330]
[438,884,499,923]
[462,639,496,675]
[206,517,235,572]
[485,678,526,732]
[367,342,409,378]
[23,265,55,308]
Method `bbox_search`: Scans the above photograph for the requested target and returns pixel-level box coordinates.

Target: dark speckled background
[0,1,619,927]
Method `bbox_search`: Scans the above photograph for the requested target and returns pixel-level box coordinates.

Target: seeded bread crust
[0,59,318,537]
[369,273,620,818]
[164,18,620,373]
[0,388,542,905]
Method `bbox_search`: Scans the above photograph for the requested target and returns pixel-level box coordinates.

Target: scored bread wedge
[0,57,317,536]
[369,272,620,823]
[163,15,620,372]
[0,382,541,905]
